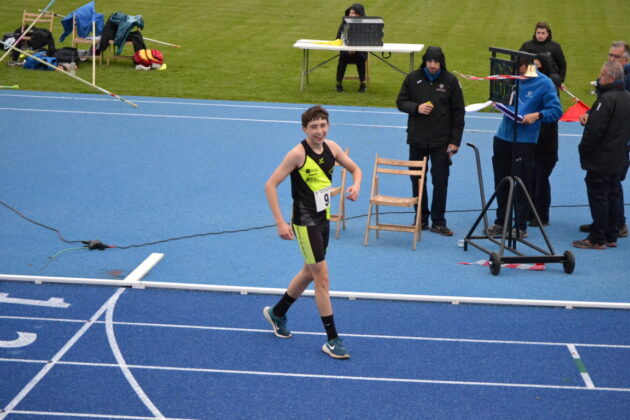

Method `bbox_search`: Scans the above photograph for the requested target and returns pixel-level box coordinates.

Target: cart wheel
[562,250,575,274]
[489,252,501,276]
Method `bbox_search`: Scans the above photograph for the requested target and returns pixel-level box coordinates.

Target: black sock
[273,292,296,318]
[321,314,338,341]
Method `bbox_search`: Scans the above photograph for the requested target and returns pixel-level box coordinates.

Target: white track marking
[9,410,196,420]
[3,315,630,349]
[105,292,165,419]
[0,332,36,348]
[567,344,595,388]
[0,293,69,308]
[0,288,125,420]
[0,107,582,136]
[4,358,629,393]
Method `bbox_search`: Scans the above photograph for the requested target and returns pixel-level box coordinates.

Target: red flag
[560,99,590,122]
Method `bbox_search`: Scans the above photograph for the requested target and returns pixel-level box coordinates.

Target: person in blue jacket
[488,55,562,238]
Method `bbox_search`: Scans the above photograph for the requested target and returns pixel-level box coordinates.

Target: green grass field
[1,0,628,109]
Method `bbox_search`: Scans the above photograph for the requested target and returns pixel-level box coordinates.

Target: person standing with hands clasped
[335,3,368,93]
[396,46,465,236]
[263,105,362,359]
[573,61,630,249]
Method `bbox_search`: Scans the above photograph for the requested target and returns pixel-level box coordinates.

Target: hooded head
[345,3,366,17]
[421,46,446,70]
[532,21,553,43]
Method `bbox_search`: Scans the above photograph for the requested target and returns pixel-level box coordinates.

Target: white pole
[92,20,96,85]
[143,37,182,48]
[0,0,58,63]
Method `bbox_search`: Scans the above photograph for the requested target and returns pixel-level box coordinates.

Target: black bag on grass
[54,47,80,65]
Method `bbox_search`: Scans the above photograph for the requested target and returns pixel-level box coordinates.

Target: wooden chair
[21,10,55,42]
[71,14,102,64]
[343,53,371,82]
[329,148,350,239]
[364,154,428,250]
[105,39,135,65]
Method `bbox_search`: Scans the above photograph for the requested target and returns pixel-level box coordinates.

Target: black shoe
[528,219,548,227]
[336,84,344,92]
[579,223,592,233]
[358,83,366,93]
[619,224,628,238]
[430,225,453,236]
[421,222,429,230]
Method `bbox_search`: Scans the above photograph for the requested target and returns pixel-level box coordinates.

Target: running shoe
[263,306,292,338]
[322,336,350,359]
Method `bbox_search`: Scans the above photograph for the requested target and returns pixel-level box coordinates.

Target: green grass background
[1,0,628,109]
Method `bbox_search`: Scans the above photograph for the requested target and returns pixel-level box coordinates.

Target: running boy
[263,105,362,359]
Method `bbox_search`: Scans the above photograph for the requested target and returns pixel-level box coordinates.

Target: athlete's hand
[277,222,294,240]
[345,185,360,201]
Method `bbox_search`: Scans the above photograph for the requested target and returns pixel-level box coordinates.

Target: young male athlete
[263,105,362,359]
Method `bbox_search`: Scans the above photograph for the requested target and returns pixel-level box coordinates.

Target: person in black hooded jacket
[528,52,561,227]
[335,3,368,93]
[396,46,465,235]
[520,21,567,88]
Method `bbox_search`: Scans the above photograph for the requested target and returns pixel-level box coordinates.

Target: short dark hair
[301,105,329,127]
[611,40,630,59]
[535,21,551,32]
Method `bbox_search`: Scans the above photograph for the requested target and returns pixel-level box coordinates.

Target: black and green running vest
[290,140,335,226]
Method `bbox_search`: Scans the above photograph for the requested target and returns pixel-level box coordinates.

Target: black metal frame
[462,47,575,276]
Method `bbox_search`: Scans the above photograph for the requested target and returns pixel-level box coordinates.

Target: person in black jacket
[396,46,465,236]
[528,53,561,227]
[335,4,368,93]
[520,21,566,88]
[574,61,630,249]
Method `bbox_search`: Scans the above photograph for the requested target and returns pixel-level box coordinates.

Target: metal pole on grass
[0,40,138,108]
[143,37,182,48]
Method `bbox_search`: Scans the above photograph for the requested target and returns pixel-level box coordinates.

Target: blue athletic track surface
[1,280,630,419]
[1,91,630,418]
[1,91,628,304]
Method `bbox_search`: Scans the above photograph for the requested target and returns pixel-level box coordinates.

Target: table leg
[300,50,307,91]
[410,52,415,73]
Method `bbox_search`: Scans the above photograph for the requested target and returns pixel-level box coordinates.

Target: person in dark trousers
[487,56,562,238]
[263,106,362,359]
[335,3,368,93]
[574,61,630,249]
[396,46,465,236]
[520,21,567,89]
[528,53,561,227]
[579,41,630,238]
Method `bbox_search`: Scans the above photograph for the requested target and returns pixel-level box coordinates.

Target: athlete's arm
[264,146,303,240]
[327,140,362,201]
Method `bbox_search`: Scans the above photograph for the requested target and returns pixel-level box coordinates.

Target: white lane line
[105,291,165,419]
[0,93,504,118]
[0,107,582,136]
[3,358,628,393]
[567,344,595,388]
[3,315,630,349]
[9,410,196,420]
[0,288,125,420]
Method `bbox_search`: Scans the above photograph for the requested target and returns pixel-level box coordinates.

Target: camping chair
[21,10,55,43]
[364,154,427,250]
[71,14,101,64]
[329,148,350,239]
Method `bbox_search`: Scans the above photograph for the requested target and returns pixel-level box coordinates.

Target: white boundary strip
[7,411,193,420]
[2,358,629,393]
[0,92,504,118]
[0,106,583,137]
[124,253,164,287]
[567,344,596,388]
[1,274,630,310]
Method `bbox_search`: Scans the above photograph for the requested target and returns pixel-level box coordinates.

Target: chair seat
[370,194,417,207]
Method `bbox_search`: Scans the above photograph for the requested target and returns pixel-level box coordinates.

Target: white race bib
[314,186,332,212]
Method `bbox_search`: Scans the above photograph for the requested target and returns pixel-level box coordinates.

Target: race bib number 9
[314,186,332,212]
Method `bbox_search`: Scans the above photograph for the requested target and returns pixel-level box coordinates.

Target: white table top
[293,39,424,54]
